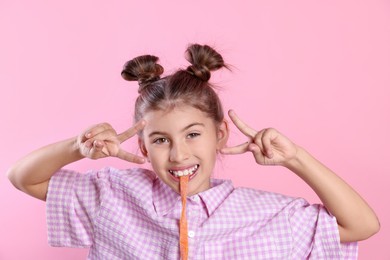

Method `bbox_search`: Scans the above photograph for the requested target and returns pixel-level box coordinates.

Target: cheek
[194,140,218,162]
[199,134,219,152]
[148,148,168,166]
[148,155,165,177]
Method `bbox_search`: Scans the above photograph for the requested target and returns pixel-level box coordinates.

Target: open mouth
[168,164,199,180]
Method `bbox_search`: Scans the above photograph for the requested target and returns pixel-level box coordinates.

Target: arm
[284,146,380,242]
[7,121,146,201]
[7,137,83,201]
[221,110,380,242]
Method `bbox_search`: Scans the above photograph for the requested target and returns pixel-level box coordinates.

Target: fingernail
[136,158,145,164]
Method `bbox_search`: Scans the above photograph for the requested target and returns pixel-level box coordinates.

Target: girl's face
[140,104,228,196]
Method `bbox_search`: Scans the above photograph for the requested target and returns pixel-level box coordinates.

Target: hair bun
[185,44,225,81]
[121,55,164,92]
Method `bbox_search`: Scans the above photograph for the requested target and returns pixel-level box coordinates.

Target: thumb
[248,143,265,165]
[248,143,260,153]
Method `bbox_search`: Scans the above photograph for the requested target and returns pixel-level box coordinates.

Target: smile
[168,164,199,177]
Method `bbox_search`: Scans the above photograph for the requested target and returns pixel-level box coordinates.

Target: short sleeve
[289,199,358,259]
[46,168,106,247]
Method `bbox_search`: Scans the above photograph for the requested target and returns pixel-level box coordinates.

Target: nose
[169,141,190,163]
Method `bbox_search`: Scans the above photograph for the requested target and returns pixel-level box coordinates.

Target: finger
[117,120,146,143]
[116,149,146,164]
[84,139,93,148]
[87,140,106,158]
[260,128,276,158]
[84,123,114,139]
[93,140,110,156]
[87,128,118,144]
[253,129,273,159]
[248,143,266,164]
[228,110,257,138]
[220,142,249,155]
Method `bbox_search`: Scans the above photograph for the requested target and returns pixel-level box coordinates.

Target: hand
[77,120,146,164]
[220,110,298,166]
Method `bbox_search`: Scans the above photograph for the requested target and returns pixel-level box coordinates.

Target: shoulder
[101,167,156,181]
[89,167,156,190]
[231,186,296,203]
[52,167,156,191]
[228,186,309,213]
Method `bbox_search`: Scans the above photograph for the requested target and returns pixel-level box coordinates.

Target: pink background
[1,1,389,259]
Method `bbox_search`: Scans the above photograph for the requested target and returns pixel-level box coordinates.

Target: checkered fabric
[46,167,357,259]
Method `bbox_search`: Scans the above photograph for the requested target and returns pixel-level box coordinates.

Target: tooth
[169,165,199,177]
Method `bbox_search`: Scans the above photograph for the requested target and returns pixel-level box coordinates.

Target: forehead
[143,105,215,134]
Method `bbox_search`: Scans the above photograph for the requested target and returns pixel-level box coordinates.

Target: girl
[8,44,379,259]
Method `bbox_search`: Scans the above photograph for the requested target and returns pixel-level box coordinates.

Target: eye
[187,133,200,139]
[153,137,169,144]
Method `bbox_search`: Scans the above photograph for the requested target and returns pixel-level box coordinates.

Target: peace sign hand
[220,110,298,166]
[77,120,146,164]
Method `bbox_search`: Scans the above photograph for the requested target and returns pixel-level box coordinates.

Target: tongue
[179,175,189,260]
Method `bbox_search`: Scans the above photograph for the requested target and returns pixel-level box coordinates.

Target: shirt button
[188,231,195,238]
[193,196,200,202]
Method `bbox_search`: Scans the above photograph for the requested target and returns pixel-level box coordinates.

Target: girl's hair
[121,44,228,133]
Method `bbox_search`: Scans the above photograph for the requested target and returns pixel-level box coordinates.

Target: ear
[216,119,229,150]
[138,138,148,157]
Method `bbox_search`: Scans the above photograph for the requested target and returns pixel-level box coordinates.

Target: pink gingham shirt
[46,167,358,259]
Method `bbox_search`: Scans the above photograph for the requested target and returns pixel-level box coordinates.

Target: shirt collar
[198,179,234,217]
[152,178,180,216]
[152,178,234,217]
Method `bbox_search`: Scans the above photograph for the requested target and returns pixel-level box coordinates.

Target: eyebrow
[148,122,205,138]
